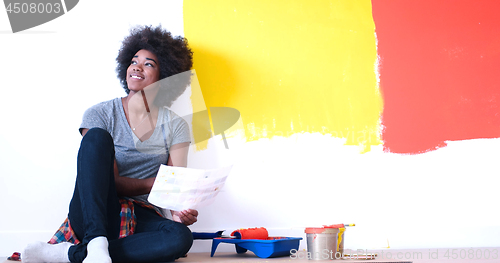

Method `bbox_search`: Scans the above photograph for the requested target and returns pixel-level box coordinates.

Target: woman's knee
[160,221,193,256]
[83,127,112,142]
[176,223,193,252]
[80,128,114,150]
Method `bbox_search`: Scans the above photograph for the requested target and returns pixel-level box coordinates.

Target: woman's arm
[166,142,189,167]
[113,161,155,196]
[167,142,198,225]
[118,142,189,196]
[81,128,196,224]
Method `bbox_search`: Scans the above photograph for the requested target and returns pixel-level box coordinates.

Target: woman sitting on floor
[23,25,198,263]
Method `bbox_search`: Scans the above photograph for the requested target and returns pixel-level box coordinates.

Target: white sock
[22,241,72,263]
[83,236,111,263]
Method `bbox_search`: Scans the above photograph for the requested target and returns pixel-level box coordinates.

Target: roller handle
[192,230,224,240]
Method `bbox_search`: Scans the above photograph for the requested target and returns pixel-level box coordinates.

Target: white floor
[4,248,500,263]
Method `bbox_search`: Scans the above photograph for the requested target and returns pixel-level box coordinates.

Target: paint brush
[323,223,355,228]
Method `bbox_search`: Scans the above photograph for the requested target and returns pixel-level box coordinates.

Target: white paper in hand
[148,164,231,211]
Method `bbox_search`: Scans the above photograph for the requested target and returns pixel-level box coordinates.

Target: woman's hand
[172,209,198,226]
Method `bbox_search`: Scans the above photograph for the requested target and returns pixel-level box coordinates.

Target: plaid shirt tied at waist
[48,198,161,244]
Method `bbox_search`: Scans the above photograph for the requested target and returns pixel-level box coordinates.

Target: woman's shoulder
[81,98,123,124]
[80,98,123,131]
[160,107,191,142]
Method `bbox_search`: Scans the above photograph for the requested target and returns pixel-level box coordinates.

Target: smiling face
[126,49,160,92]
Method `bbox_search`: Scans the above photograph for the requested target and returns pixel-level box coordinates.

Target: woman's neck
[124,89,158,116]
[122,90,159,141]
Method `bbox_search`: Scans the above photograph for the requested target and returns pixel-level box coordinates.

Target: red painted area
[372,0,500,154]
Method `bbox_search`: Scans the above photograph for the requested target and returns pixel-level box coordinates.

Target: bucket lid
[305,227,326,234]
[305,227,340,234]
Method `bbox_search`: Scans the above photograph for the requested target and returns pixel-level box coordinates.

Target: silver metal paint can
[305,227,340,260]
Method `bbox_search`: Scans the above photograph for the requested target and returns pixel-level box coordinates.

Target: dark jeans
[68,128,193,263]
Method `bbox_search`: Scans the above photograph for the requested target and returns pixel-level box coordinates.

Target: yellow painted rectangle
[184,0,382,152]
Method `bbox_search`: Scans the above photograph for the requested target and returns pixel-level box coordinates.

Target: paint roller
[231,227,269,239]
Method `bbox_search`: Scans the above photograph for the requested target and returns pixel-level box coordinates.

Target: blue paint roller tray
[210,237,302,258]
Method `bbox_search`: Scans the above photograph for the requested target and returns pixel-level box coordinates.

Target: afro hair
[116,25,193,107]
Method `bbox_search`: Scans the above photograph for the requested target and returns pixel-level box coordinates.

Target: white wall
[1,0,499,257]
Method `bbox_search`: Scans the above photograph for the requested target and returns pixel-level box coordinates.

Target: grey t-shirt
[80,98,191,215]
